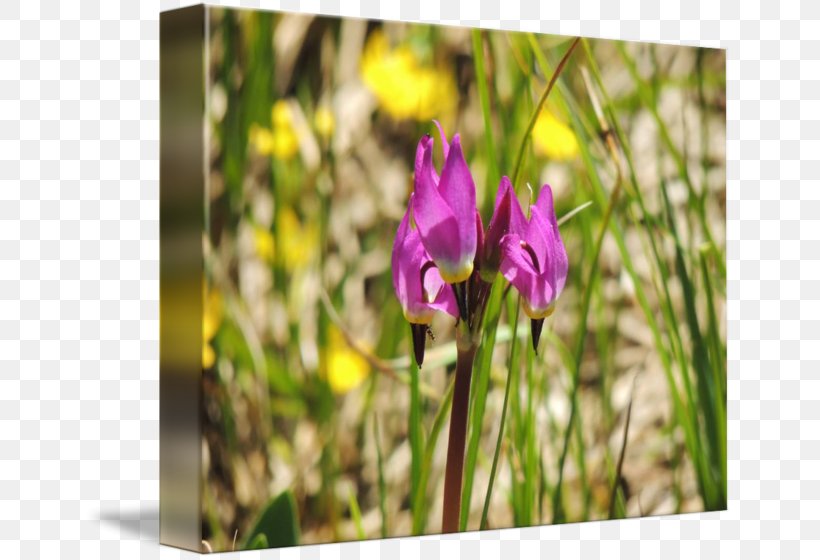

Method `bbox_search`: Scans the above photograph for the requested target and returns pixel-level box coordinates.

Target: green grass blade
[479,296,521,530]
[551,177,619,523]
[523,340,539,524]
[511,37,581,187]
[373,415,388,539]
[699,248,727,498]
[471,29,500,213]
[460,276,505,531]
[412,378,455,535]
[609,377,636,519]
[241,490,300,549]
[662,186,725,508]
[348,489,365,540]
[408,336,424,523]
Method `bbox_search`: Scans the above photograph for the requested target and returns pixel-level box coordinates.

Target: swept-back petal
[534,183,556,221]
[493,176,528,237]
[412,146,464,279]
[499,234,539,286]
[526,205,552,274]
[437,134,477,266]
[475,209,485,263]
[391,205,413,297]
[423,261,459,317]
[414,135,435,189]
[500,233,555,318]
[533,184,568,294]
[392,202,443,323]
[433,120,450,161]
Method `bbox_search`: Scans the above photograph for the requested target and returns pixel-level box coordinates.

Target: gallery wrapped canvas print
[160,4,726,553]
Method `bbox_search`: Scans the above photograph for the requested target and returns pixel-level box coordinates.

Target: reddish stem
[441,344,477,533]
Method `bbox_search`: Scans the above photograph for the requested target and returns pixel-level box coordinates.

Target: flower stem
[441,343,477,533]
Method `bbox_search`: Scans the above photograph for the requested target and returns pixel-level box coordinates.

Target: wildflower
[249,124,275,155]
[480,176,528,282]
[360,30,456,121]
[412,130,478,285]
[314,106,335,140]
[254,225,275,263]
[391,199,458,366]
[249,100,299,160]
[532,109,579,161]
[202,282,223,369]
[499,184,568,350]
[276,208,316,271]
[326,329,370,394]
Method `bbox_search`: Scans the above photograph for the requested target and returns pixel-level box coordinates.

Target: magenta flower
[480,176,528,281]
[392,198,458,366]
[412,127,478,284]
[500,183,568,321]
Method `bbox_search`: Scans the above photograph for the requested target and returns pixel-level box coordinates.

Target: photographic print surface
[169,5,726,552]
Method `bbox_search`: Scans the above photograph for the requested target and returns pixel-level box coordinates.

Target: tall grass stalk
[472,29,500,212]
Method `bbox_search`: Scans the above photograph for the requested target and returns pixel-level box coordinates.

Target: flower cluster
[392,124,568,366]
[360,31,456,122]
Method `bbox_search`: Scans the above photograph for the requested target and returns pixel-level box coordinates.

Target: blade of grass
[472,29,500,213]
[662,185,725,508]
[700,246,727,498]
[551,162,621,523]
[479,295,520,530]
[348,489,365,540]
[412,377,455,534]
[408,335,424,523]
[373,415,388,539]
[511,37,581,187]
[523,337,539,525]
[609,376,637,519]
[459,276,505,531]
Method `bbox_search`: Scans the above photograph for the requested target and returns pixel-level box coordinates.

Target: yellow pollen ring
[437,260,474,284]
[523,301,555,320]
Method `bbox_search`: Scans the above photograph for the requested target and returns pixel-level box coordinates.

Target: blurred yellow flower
[360,30,456,121]
[532,109,579,161]
[249,124,275,154]
[249,100,299,160]
[202,282,223,369]
[325,329,370,394]
[254,226,275,263]
[314,106,335,140]
[276,208,317,271]
[271,100,292,128]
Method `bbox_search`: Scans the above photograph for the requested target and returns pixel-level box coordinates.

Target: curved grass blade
[459,276,505,530]
[412,378,455,535]
[511,37,581,187]
[408,339,424,524]
[241,490,300,550]
[348,489,365,540]
[472,29,500,213]
[373,415,388,538]
[609,376,637,519]
[479,297,520,530]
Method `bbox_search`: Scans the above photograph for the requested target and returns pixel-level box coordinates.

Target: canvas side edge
[159,4,205,553]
